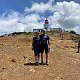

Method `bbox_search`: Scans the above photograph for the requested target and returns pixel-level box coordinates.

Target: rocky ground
[0,32,80,80]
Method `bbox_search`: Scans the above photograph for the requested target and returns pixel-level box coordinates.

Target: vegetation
[70,30,76,34]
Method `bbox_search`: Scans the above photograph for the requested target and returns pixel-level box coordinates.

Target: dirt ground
[0,33,80,80]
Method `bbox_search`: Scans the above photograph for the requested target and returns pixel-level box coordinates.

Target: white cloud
[20,14,43,32]
[0,12,43,35]
[49,1,80,31]
[0,12,25,33]
[25,2,53,13]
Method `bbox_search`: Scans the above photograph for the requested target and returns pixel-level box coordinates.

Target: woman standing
[32,32,41,65]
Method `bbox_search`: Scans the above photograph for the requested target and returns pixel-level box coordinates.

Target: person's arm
[47,36,51,48]
[32,38,34,50]
[48,40,51,48]
[78,40,80,46]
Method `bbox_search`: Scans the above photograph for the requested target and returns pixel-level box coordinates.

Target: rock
[0,43,4,46]
[64,46,69,48]
[11,59,16,62]
[54,76,63,80]
[29,68,35,73]
[2,67,7,70]
[23,56,28,59]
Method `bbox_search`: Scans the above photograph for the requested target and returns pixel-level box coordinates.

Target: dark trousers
[78,46,80,53]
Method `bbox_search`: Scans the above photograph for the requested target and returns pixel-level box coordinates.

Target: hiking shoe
[35,62,39,66]
[37,62,39,66]
[46,60,48,65]
[45,62,48,65]
[76,52,79,53]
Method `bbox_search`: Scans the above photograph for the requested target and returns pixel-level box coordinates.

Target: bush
[22,32,32,35]
[70,30,76,34]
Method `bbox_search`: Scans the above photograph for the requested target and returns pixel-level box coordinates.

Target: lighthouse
[44,18,49,31]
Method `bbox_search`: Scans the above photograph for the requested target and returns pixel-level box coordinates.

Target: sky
[0,0,80,35]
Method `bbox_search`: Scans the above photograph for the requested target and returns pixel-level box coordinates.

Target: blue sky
[0,0,80,14]
[0,0,48,14]
[0,0,80,35]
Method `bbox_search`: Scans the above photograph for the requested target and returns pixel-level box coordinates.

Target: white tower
[44,18,49,31]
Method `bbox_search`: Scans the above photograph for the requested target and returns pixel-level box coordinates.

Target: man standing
[32,32,41,65]
[77,37,80,53]
[60,29,64,38]
[40,30,50,65]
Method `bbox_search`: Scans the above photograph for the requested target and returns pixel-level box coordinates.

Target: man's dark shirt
[33,36,41,49]
[40,34,49,46]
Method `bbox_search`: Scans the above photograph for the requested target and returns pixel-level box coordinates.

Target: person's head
[35,32,39,36]
[42,29,46,34]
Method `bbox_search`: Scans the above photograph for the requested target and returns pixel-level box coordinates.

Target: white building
[33,29,43,32]
[50,28,62,32]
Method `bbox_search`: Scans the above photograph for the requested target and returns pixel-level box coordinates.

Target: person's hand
[32,47,34,50]
[48,48,50,53]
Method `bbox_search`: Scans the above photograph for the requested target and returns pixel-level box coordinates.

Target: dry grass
[0,32,80,80]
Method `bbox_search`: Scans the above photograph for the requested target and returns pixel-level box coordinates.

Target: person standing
[40,30,50,65]
[77,37,80,53]
[60,29,64,38]
[32,32,41,65]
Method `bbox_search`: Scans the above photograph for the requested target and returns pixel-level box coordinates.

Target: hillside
[0,31,80,80]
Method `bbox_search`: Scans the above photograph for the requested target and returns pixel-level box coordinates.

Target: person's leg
[41,53,43,64]
[38,48,41,64]
[40,47,44,65]
[35,56,37,63]
[34,49,38,64]
[60,32,61,38]
[36,55,39,65]
[38,53,40,62]
[35,49,40,65]
[38,56,39,63]
[76,46,79,53]
[37,53,40,65]
[45,53,48,65]
[78,46,79,53]
[45,46,49,65]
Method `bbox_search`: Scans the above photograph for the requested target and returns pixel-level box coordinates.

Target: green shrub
[22,32,32,35]
[70,30,76,34]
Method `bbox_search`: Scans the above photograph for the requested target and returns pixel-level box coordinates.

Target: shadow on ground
[24,63,35,66]
[24,63,47,66]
